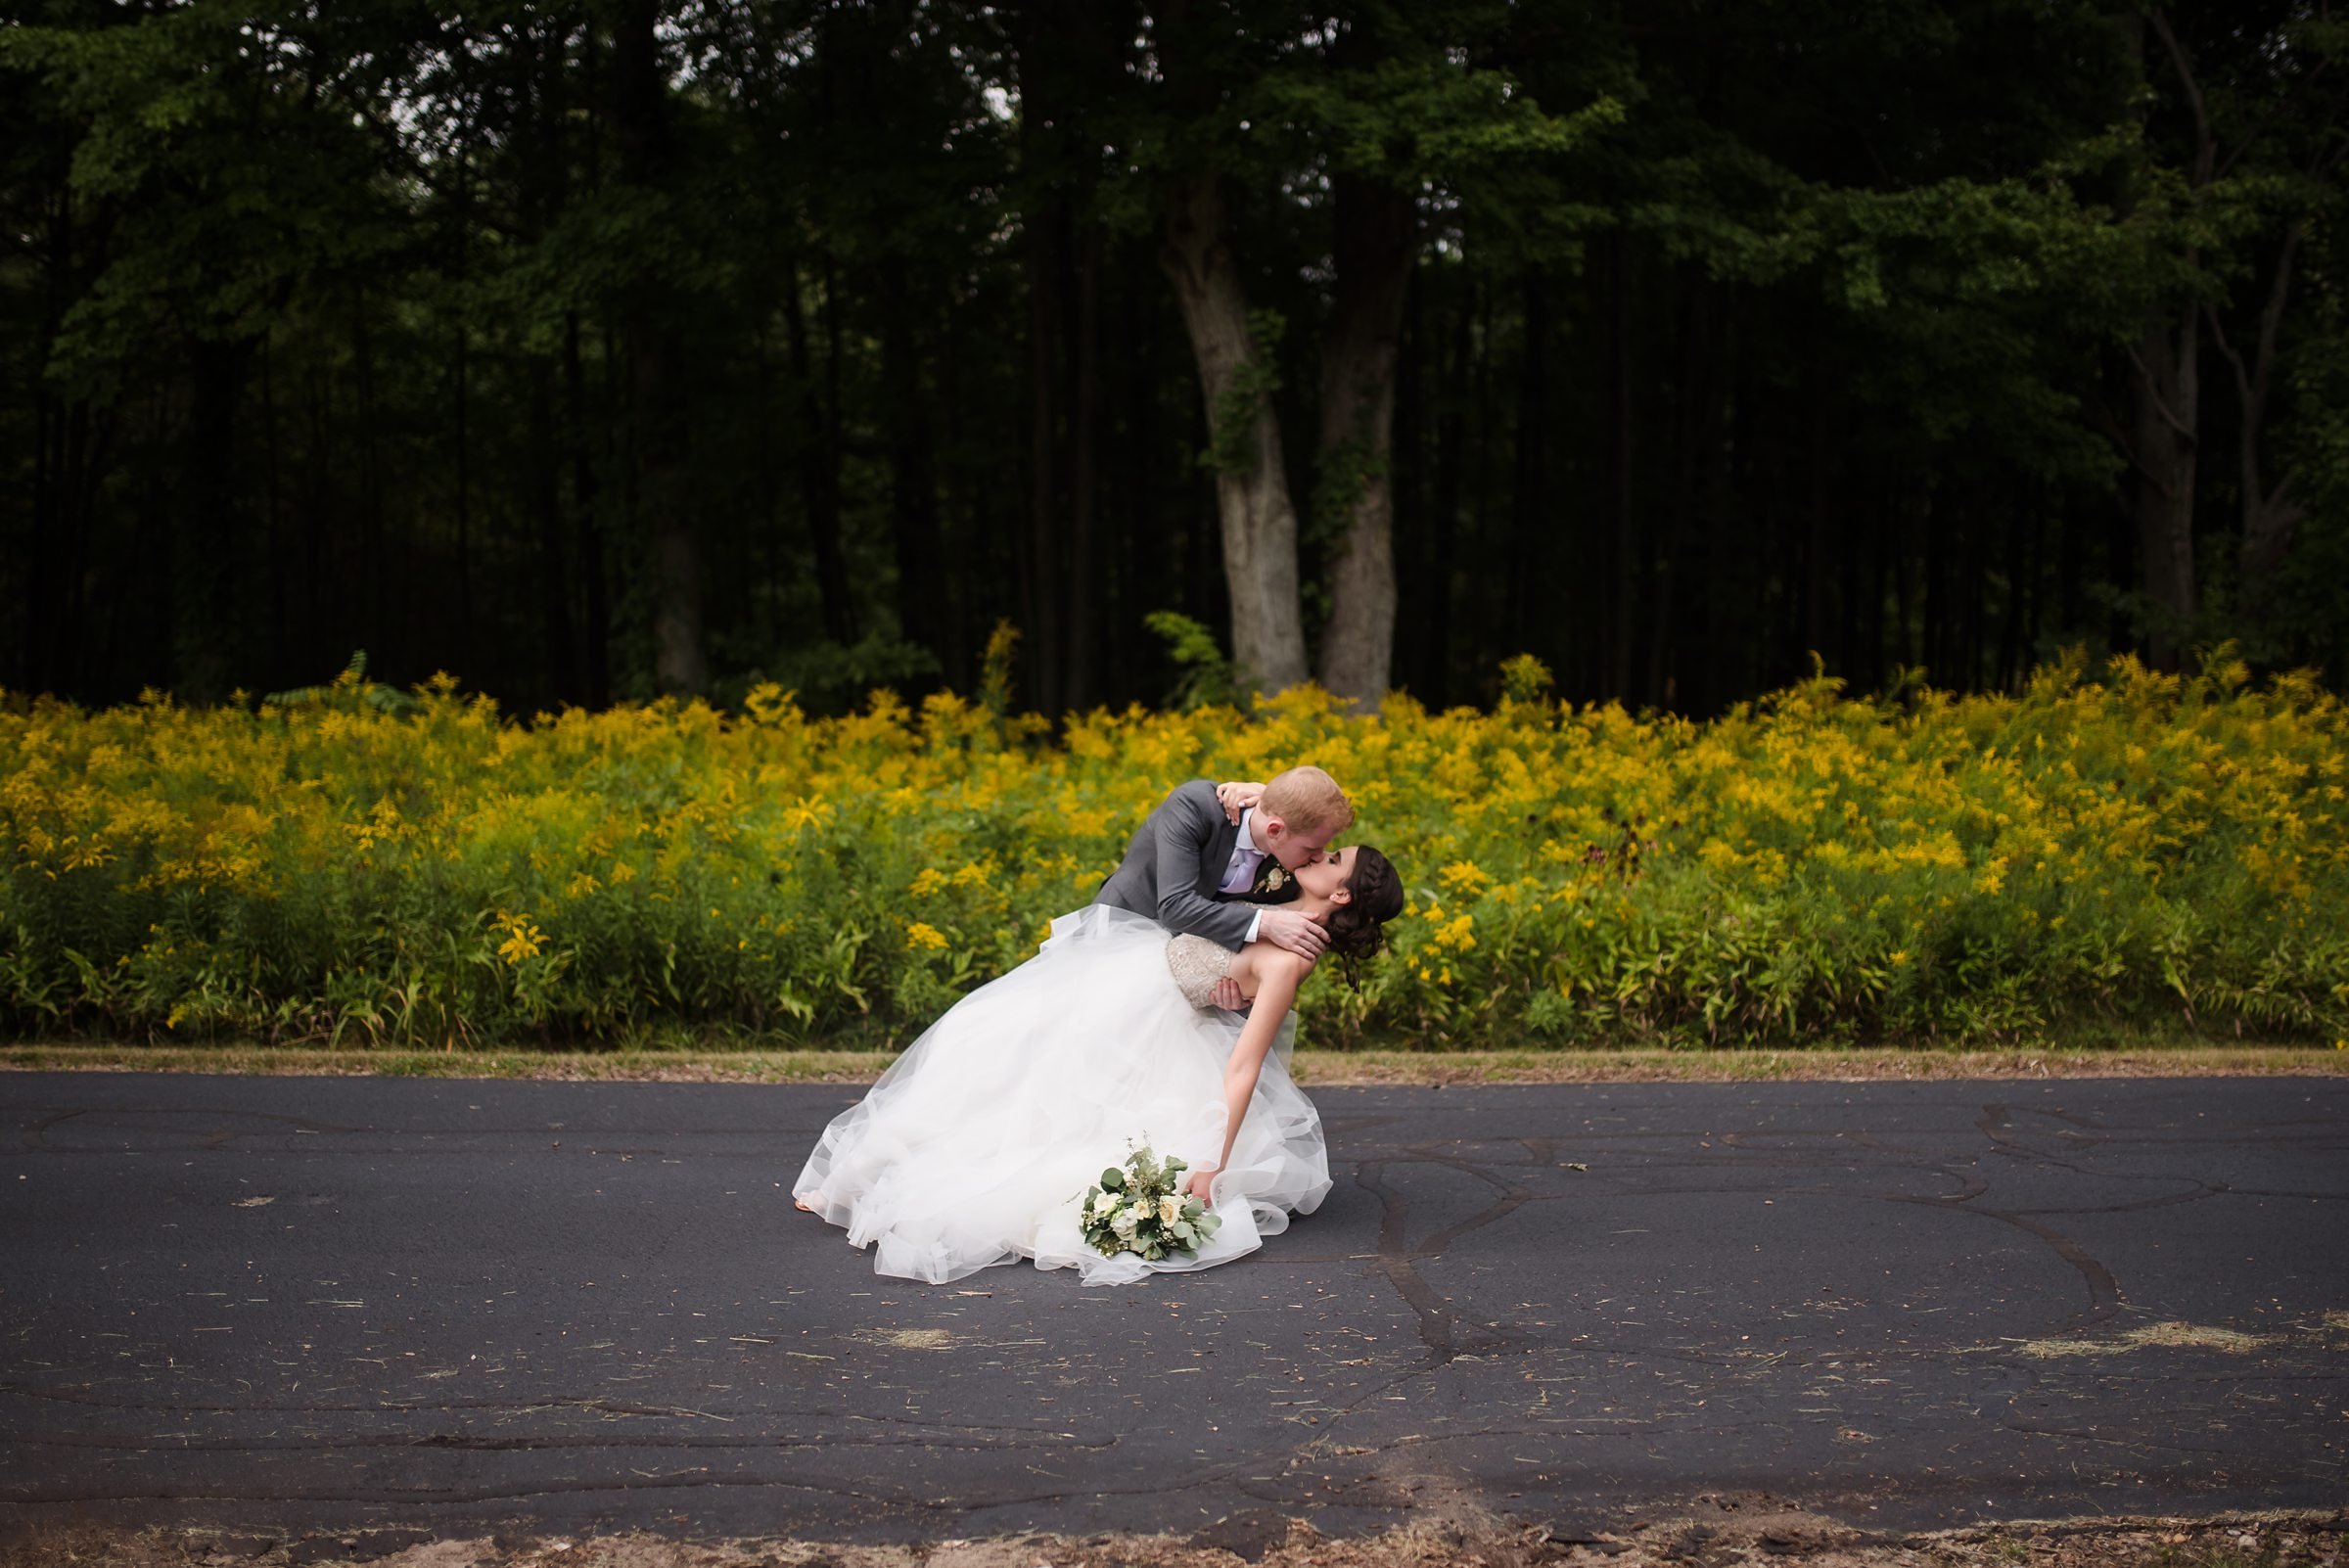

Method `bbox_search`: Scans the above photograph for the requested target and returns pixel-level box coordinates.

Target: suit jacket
[1094,779,1300,949]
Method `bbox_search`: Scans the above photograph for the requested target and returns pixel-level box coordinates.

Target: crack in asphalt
[5,1075,2344,1542]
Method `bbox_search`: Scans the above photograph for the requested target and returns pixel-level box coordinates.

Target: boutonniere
[1263,866,1288,893]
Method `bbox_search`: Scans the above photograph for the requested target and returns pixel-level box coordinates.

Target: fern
[261,651,421,717]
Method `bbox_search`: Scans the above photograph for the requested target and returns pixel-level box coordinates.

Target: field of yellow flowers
[3,651,2344,1052]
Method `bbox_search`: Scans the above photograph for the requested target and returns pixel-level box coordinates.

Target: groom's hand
[1259,908,1327,960]
[1216,780,1265,824]
[1211,977,1247,1011]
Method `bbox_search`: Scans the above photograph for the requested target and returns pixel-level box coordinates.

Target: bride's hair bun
[1325,846,1405,990]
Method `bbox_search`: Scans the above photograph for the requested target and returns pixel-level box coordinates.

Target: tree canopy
[4,0,2344,715]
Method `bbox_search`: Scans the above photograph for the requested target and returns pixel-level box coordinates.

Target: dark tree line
[5,0,2346,718]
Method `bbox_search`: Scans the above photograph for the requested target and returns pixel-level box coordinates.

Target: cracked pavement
[2,1073,2343,1545]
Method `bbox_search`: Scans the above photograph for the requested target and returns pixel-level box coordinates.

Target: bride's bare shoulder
[1238,942,1313,987]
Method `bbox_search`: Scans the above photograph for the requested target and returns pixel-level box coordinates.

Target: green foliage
[1144,612,1247,713]
[1497,654,1555,705]
[4,6,401,391]
[724,635,942,721]
[978,620,1021,725]
[1199,308,1287,477]
[260,651,421,718]
[1307,434,1385,554]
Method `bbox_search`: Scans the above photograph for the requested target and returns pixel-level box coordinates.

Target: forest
[5,0,2346,719]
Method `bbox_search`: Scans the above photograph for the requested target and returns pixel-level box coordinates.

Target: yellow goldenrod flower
[494,913,544,966]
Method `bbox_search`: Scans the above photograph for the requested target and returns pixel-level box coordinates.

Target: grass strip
[2,1041,2340,1084]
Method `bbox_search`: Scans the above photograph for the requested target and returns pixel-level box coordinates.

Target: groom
[1094,765,1352,976]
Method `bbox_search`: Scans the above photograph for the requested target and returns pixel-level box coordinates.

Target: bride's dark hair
[1323,846,1405,989]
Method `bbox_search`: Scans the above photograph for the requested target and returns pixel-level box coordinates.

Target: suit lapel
[1197,812,1243,899]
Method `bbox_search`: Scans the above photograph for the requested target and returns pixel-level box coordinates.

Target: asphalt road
[2,1073,2343,1547]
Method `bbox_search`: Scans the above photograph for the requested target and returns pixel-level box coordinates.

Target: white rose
[1090,1191,1118,1219]
[1157,1195,1181,1226]
[1113,1204,1140,1234]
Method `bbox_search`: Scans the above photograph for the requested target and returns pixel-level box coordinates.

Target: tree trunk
[1803,370,1829,668]
[1958,470,1985,687]
[26,176,69,695]
[30,171,114,699]
[1024,208,1066,713]
[129,387,175,696]
[1391,268,1429,695]
[2126,13,2208,672]
[936,286,976,692]
[260,334,286,680]
[881,261,951,677]
[1428,282,1471,703]
[782,254,855,646]
[530,354,576,704]
[1507,265,1548,669]
[450,315,475,677]
[1997,500,2027,690]
[354,300,387,654]
[301,357,328,677]
[180,337,253,700]
[1015,3,1060,713]
[1314,173,1413,707]
[523,18,576,706]
[1063,222,1102,713]
[564,310,612,707]
[1115,237,1163,702]
[1158,173,1308,693]
[1695,298,1739,710]
[1923,446,1947,677]
[1837,447,1862,684]
[1865,467,1888,691]
[26,392,64,695]
[1646,273,1714,710]
[1470,279,1497,681]
[2131,306,2198,669]
[1604,231,1636,702]
[2222,221,2307,596]
[613,0,705,695]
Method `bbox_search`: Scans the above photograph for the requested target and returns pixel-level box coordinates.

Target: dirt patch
[6,1507,2342,1568]
[850,1326,957,1350]
[2007,1318,2281,1358]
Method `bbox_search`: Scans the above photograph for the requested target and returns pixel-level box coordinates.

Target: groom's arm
[1151,784,1257,950]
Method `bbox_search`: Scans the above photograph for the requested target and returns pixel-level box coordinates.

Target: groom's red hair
[1260,765,1353,834]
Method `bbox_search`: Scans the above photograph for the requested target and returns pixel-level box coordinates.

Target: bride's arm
[1185,949,1308,1203]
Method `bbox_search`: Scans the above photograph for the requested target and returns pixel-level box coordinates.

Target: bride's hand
[1182,1168,1217,1205]
[1215,780,1265,823]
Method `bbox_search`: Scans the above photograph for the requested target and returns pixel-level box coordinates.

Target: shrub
[2,652,2343,1050]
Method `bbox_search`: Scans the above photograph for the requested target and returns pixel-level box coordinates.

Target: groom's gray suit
[1095,779,1300,950]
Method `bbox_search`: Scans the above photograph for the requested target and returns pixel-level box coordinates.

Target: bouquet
[1079,1145,1222,1263]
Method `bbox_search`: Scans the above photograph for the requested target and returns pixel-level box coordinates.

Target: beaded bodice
[1165,933,1235,1009]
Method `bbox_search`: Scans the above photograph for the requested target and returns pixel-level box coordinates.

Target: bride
[792,839,1405,1285]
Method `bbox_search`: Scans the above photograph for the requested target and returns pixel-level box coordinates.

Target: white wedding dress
[793,904,1332,1285]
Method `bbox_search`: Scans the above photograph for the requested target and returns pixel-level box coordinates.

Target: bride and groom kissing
[794,765,1405,1286]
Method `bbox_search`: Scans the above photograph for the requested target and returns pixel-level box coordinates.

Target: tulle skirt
[793,904,1331,1285]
